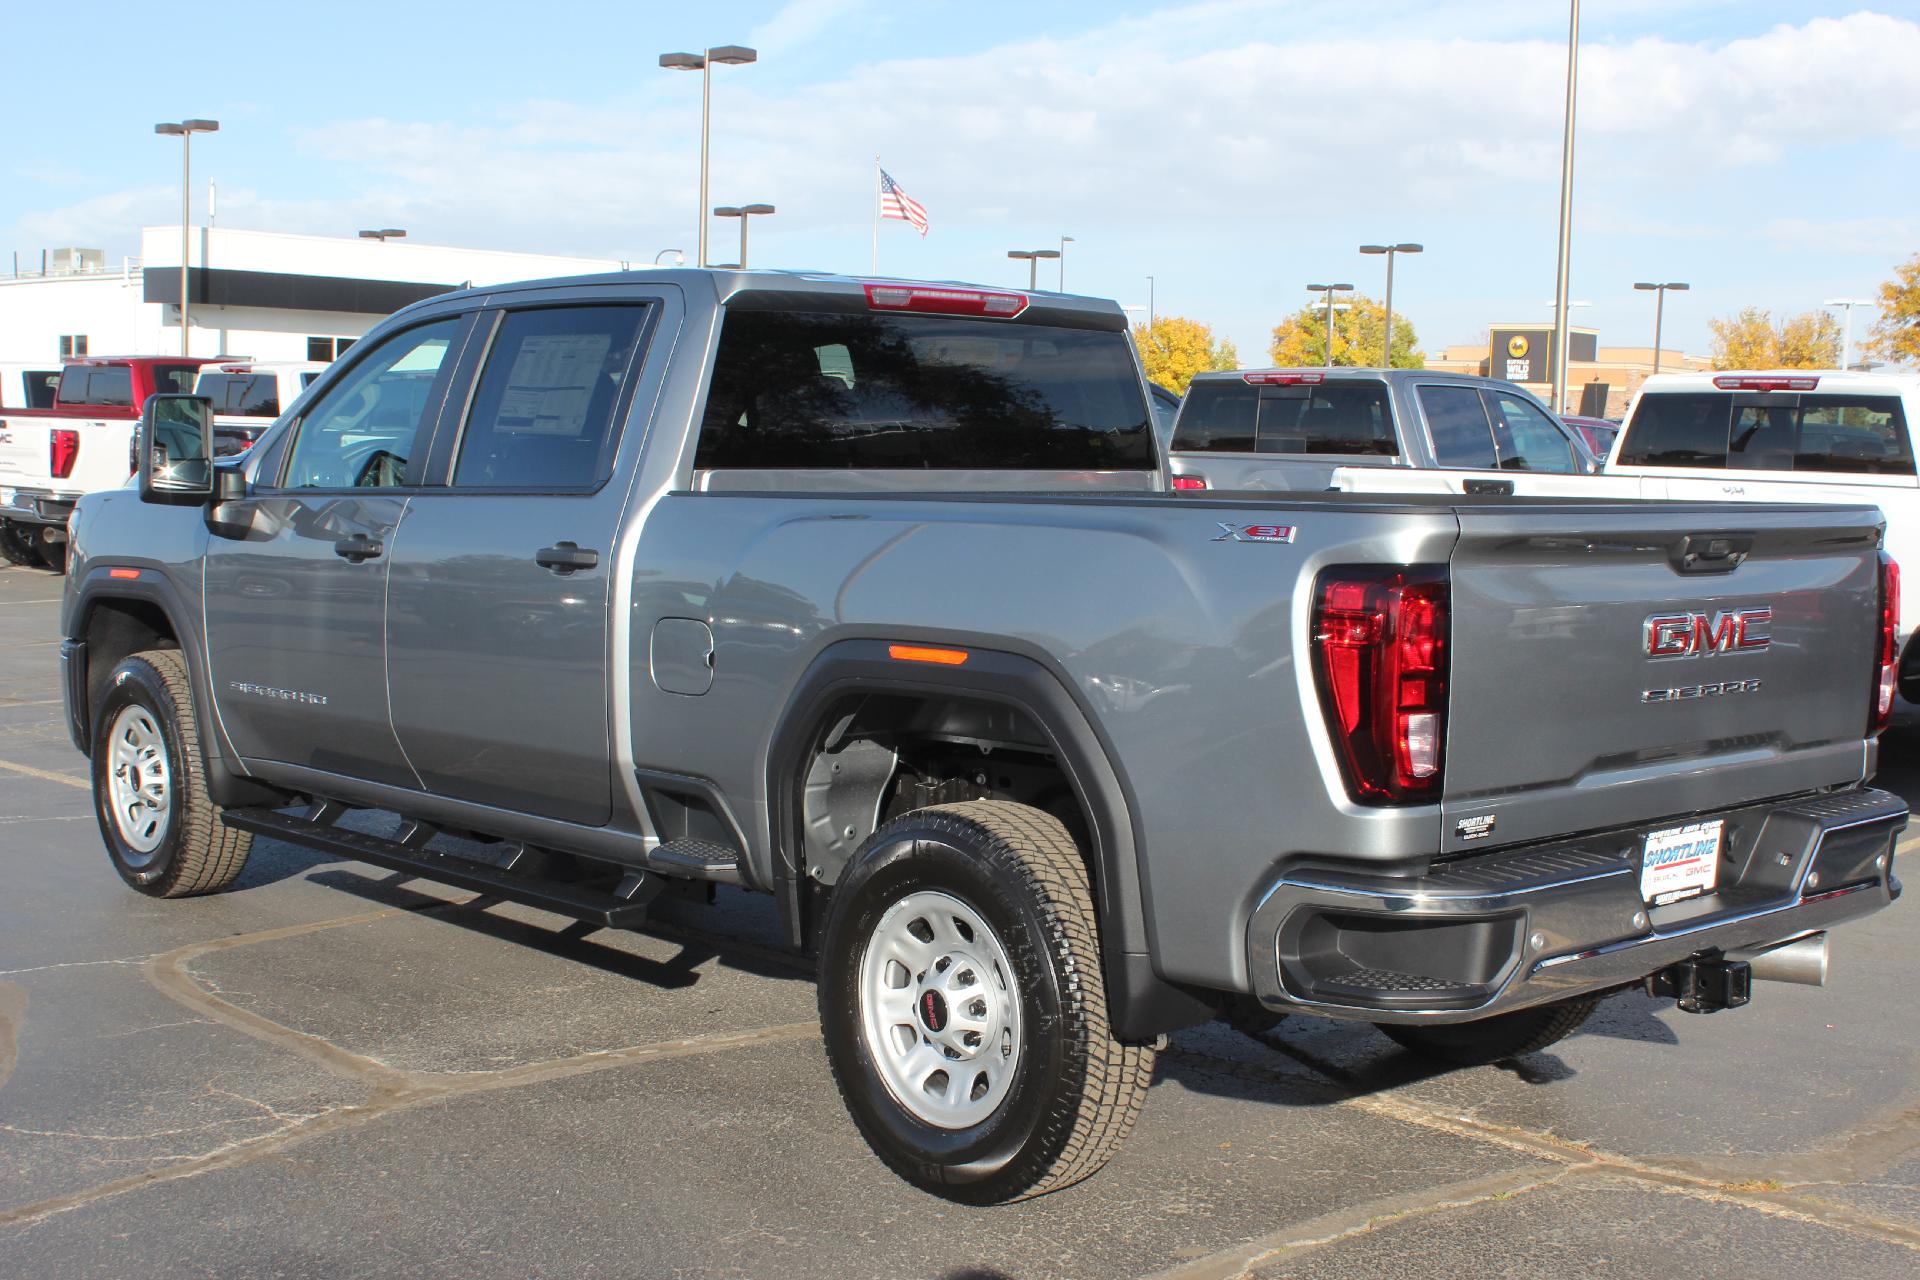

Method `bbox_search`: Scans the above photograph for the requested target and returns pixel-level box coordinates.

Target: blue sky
[7,0,1917,363]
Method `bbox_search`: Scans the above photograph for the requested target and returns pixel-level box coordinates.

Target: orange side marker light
[888,644,969,666]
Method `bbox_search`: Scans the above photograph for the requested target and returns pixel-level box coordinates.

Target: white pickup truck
[1606,369,1920,709]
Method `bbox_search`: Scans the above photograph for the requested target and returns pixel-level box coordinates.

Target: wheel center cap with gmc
[919,989,950,1033]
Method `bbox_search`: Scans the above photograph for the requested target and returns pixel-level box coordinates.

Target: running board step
[221,807,663,928]
[648,837,744,886]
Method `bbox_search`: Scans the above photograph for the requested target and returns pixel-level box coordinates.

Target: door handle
[535,542,599,574]
[1463,478,1515,496]
[333,535,384,563]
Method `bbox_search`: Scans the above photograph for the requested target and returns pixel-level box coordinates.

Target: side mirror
[138,394,215,505]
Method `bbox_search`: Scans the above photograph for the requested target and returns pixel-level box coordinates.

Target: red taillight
[1712,375,1819,391]
[1171,474,1208,491]
[51,428,79,479]
[862,283,1028,318]
[1312,567,1450,804]
[1243,371,1323,385]
[1874,552,1899,734]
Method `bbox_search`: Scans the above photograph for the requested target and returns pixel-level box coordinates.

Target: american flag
[879,168,929,237]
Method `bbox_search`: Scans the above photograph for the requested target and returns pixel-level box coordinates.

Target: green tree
[1708,306,1842,369]
[1269,294,1422,369]
[1864,252,1920,367]
[1132,316,1239,392]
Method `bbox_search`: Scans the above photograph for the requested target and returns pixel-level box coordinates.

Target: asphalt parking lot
[3,560,1920,1279]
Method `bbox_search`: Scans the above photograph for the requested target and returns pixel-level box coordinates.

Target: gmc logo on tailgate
[1644,607,1772,659]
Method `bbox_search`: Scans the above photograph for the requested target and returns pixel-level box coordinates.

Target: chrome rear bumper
[1246,787,1906,1024]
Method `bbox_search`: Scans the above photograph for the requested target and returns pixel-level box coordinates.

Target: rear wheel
[1374,995,1599,1066]
[90,648,253,897]
[818,800,1155,1203]
[0,521,41,568]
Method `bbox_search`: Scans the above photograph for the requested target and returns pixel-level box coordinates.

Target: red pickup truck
[0,355,214,569]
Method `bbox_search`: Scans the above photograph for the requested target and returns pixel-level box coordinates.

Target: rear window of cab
[1619,392,1914,476]
[1171,380,1396,456]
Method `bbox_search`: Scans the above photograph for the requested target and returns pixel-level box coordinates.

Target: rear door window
[1621,392,1914,475]
[696,309,1153,470]
[452,304,649,489]
[1487,391,1576,472]
[1418,384,1498,469]
[25,370,59,408]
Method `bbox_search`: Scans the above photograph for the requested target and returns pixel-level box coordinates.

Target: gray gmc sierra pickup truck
[59,269,1907,1203]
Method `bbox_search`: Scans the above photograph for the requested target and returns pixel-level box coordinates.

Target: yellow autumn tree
[1864,252,1920,367]
[1132,316,1239,393]
[1268,295,1422,369]
[1708,307,1841,369]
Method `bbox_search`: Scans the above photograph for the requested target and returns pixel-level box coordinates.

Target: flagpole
[871,155,881,275]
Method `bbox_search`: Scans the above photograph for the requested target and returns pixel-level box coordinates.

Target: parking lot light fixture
[1824,297,1874,371]
[1058,236,1075,290]
[154,118,219,355]
[1360,244,1421,367]
[1007,249,1061,291]
[659,45,758,268]
[1634,282,1690,375]
[1308,283,1355,366]
[358,229,406,242]
[714,203,776,269]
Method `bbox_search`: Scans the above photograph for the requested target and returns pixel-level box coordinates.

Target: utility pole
[1550,0,1581,413]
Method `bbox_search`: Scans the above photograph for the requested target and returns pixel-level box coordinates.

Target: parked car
[1607,369,1920,709]
[61,270,1906,1204]
[0,354,216,569]
[1561,413,1620,458]
[1166,368,1604,494]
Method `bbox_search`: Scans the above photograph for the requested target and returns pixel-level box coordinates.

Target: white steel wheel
[106,703,172,860]
[859,889,1025,1129]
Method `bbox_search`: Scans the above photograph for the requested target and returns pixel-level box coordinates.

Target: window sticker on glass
[494,334,612,436]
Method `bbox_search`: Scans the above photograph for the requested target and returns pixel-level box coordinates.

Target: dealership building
[1426,323,1711,418]
[0,227,635,366]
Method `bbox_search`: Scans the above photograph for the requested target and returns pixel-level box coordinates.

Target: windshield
[695,309,1154,471]
[1619,391,1913,475]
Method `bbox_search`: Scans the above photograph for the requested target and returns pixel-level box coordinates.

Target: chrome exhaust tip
[1729,933,1829,987]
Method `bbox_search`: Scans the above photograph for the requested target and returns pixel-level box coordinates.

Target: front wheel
[91,648,254,897]
[1374,995,1599,1066]
[817,801,1155,1203]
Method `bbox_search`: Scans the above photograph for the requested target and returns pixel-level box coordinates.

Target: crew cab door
[204,315,473,786]
[383,297,662,826]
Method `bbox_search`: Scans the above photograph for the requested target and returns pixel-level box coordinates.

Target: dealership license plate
[1640,820,1723,906]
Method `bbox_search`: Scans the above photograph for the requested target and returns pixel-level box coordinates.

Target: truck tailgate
[1441,502,1881,854]
[0,413,46,488]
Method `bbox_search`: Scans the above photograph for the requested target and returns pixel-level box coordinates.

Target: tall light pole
[1825,297,1874,370]
[1058,236,1074,290]
[713,204,775,269]
[1307,283,1354,366]
[658,45,757,268]
[1147,275,1155,328]
[154,118,219,356]
[1549,0,1581,413]
[1360,244,1421,367]
[1007,249,1060,290]
[1634,282,1689,375]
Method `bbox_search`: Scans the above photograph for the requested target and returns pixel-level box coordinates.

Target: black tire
[817,800,1155,1203]
[31,526,66,574]
[1374,995,1599,1066]
[90,648,253,898]
[0,522,41,568]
